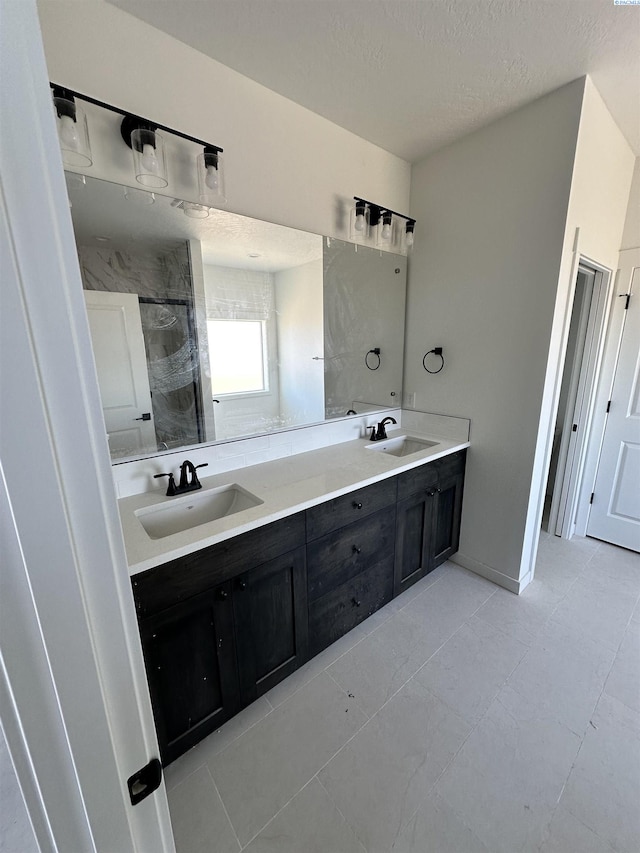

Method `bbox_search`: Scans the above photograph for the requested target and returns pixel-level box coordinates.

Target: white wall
[621,158,640,251]
[523,81,635,557]
[406,78,635,591]
[405,81,585,590]
[37,1,411,241]
[275,259,325,424]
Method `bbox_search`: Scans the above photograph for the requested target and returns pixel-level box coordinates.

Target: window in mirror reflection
[208,319,268,395]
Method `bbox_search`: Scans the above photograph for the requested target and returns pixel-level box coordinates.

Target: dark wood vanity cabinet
[132,514,307,765]
[132,450,466,765]
[306,478,397,655]
[394,450,466,595]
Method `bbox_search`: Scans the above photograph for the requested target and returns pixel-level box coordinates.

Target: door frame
[577,248,640,539]
[548,259,612,539]
[0,3,174,850]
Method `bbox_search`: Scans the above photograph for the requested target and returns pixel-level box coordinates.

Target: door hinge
[590,492,595,505]
[606,400,611,414]
[127,758,162,806]
[572,423,578,432]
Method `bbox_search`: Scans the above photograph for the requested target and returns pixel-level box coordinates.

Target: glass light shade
[183,202,210,219]
[131,128,168,188]
[377,211,395,247]
[349,201,370,241]
[198,148,226,205]
[404,222,415,251]
[53,95,92,167]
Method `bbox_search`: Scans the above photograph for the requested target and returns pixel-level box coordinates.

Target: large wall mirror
[65,173,407,463]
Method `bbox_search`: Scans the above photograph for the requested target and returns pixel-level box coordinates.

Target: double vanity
[121,428,469,765]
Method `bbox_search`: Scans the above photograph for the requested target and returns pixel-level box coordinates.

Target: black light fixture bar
[353,196,415,228]
[50,82,223,154]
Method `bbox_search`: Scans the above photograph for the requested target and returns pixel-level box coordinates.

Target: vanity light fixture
[52,87,92,167]
[351,197,416,251]
[50,83,224,202]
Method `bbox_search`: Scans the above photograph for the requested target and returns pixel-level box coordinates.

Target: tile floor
[165,532,640,853]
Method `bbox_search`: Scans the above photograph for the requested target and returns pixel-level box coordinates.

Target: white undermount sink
[135,483,264,539]
[365,434,439,458]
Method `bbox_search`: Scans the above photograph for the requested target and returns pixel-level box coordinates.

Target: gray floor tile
[391,791,490,853]
[474,580,563,646]
[165,698,273,792]
[209,672,367,846]
[326,608,446,717]
[319,678,470,853]
[550,577,637,651]
[540,804,616,853]
[435,686,582,853]
[415,615,528,726]
[243,779,365,853]
[559,693,640,852]
[168,765,240,853]
[603,618,640,714]
[505,619,616,736]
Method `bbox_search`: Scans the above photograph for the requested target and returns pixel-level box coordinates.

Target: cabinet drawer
[396,450,466,501]
[132,512,306,618]
[308,557,394,656]
[397,462,439,502]
[306,478,397,541]
[434,449,466,483]
[307,508,396,602]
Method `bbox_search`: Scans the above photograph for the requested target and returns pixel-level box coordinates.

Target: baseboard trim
[451,552,523,594]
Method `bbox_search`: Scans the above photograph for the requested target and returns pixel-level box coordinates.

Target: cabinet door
[140,581,240,766]
[233,547,308,706]
[431,470,465,567]
[394,490,436,595]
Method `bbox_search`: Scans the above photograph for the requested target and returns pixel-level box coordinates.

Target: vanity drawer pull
[352,501,363,509]
[352,545,362,554]
[351,597,361,608]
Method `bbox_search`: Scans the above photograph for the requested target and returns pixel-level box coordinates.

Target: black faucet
[154,460,209,496]
[374,416,397,441]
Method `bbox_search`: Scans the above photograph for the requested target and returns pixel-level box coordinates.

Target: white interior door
[587,268,640,551]
[84,290,157,457]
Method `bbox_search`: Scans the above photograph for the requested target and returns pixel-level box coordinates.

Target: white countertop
[119,430,470,576]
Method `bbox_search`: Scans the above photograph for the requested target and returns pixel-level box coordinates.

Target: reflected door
[84,290,156,457]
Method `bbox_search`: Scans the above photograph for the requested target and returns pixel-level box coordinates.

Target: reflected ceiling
[66,175,322,271]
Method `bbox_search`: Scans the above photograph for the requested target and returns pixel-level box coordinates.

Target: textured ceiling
[107,0,639,161]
